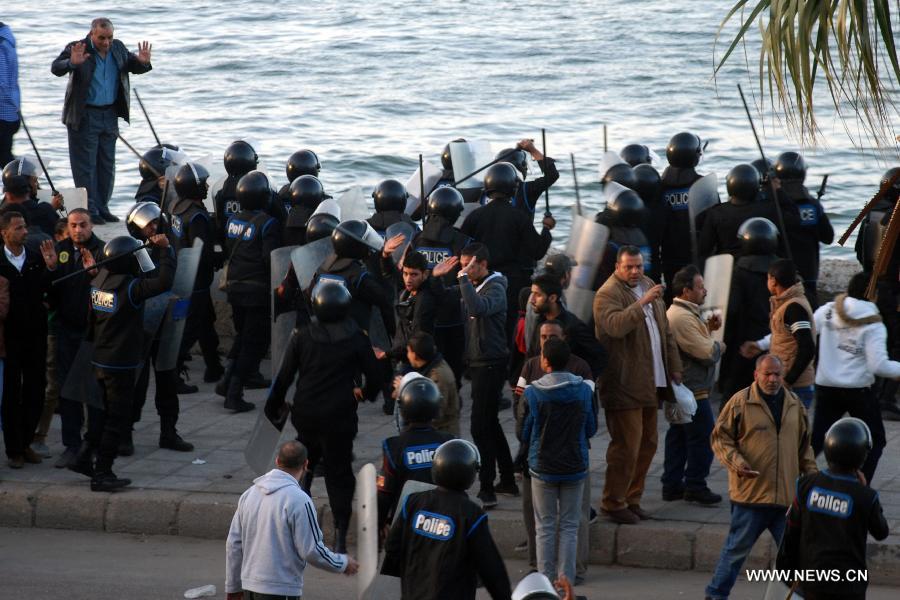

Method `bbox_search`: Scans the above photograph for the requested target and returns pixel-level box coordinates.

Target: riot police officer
[437,139,465,188]
[619,143,653,167]
[171,162,223,384]
[283,174,326,246]
[594,183,651,287]
[276,148,322,209]
[220,170,283,412]
[660,132,704,298]
[381,439,512,600]
[213,140,260,244]
[367,179,417,236]
[633,163,664,282]
[600,153,637,191]
[494,139,560,215]
[265,282,381,553]
[377,377,454,527]
[134,144,178,204]
[1,157,63,242]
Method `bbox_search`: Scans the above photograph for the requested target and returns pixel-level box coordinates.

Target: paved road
[0,527,896,600]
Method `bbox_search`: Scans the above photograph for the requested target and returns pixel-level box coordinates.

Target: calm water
[8,0,900,258]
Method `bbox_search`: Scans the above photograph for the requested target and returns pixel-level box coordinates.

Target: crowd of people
[1,16,898,600]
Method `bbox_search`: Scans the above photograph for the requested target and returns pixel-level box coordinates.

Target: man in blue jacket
[521,337,597,585]
[0,22,19,166]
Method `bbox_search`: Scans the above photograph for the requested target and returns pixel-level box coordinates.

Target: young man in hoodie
[811,272,900,484]
[226,441,358,600]
[521,338,597,585]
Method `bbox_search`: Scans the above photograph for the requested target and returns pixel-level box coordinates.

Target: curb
[2,482,899,585]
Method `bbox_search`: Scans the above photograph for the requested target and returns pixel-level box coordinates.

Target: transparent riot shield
[336,186,370,222]
[404,160,443,216]
[565,215,610,324]
[384,221,415,263]
[271,245,299,379]
[155,238,203,371]
[702,253,733,381]
[290,237,334,291]
[37,187,88,211]
[356,463,379,599]
[688,173,720,263]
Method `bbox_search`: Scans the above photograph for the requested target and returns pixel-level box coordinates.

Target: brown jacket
[593,274,682,410]
[0,275,8,357]
[427,358,460,438]
[711,382,817,507]
[768,282,816,388]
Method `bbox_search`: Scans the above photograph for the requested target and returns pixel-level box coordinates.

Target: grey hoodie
[226,469,347,596]
[460,271,509,366]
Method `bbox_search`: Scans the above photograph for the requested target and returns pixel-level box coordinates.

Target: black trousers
[812,385,886,484]
[2,340,47,458]
[244,592,299,600]
[133,341,179,426]
[0,118,19,166]
[469,362,514,491]
[295,418,356,526]
[229,304,271,381]
[179,288,220,370]
[90,368,136,474]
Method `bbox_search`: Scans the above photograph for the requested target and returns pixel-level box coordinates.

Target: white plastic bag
[669,382,697,424]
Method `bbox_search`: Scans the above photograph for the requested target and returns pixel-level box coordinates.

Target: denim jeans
[661,397,715,493]
[792,385,814,409]
[67,106,118,216]
[531,476,584,583]
[706,504,786,599]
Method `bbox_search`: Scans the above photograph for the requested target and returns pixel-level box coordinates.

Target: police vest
[170,199,208,249]
[662,185,691,213]
[283,205,313,246]
[225,210,275,293]
[314,257,375,330]
[384,428,454,484]
[90,270,146,369]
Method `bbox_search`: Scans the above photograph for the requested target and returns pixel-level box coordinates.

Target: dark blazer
[51,35,152,127]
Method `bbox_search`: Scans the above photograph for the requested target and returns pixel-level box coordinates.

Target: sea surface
[8,0,900,258]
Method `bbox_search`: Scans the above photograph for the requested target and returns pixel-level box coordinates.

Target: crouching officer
[74,234,175,491]
[377,377,454,528]
[777,418,889,600]
[381,439,512,600]
[264,282,381,553]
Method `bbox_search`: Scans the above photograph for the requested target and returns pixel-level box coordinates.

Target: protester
[0,22,19,166]
[400,331,459,436]
[0,274,8,412]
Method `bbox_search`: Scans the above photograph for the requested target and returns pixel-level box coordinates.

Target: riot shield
[291,237,334,291]
[312,198,341,221]
[384,221,415,263]
[155,238,203,371]
[356,463,379,599]
[143,290,175,358]
[37,187,88,211]
[61,340,103,409]
[161,164,181,215]
[271,245,299,378]
[450,140,493,188]
[336,186,370,222]
[244,409,286,475]
[565,216,610,323]
[599,151,627,180]
[368,307,391,351]
[688,173,720,263]
[863,210,887,267]
[454,202,481,228]
[702,254,733,381]
[206,175,226,216]
[404,160,443,215]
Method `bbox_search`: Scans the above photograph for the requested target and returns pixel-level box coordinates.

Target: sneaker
[30,441,52,458]
[495,481,520,497]
[22,447,43,464]
[589,507,598,525]
[602,508,639,525]
[91,472,131,492]
[684,488,723,505]
[55,447,78,469]
[628,505,651,520]
[477,489,498,509]
[662,488,685,502]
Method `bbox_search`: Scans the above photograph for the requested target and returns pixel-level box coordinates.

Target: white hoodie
[813,294,900,388]
[225,469,347,597]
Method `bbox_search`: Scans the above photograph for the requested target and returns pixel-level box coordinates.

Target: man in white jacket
[812,272,900,485]
[226,441,359,600]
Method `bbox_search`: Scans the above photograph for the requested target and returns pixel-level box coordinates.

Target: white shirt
[4,245,25,272]
[630,283,668,387]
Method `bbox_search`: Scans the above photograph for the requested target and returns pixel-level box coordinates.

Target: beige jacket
[666,299,722,400]
[711,382,817,507]
[428,359,460,438]
[593,274,682,410]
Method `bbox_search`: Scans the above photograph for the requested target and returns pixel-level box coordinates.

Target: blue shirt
[86,38,119,106]
[0,24,20,121]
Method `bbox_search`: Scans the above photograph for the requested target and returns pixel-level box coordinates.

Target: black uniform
[777,470,889,599]
[214,178,287,247]
[779,181,834,306]
[87,249,175,475]
[377,426,454,525]
[391,286,438,364]
[134,178,162,204]
[313,254,396,339]
[510,157,559,215]
[658,166,702,298]
[594,210,652,287]
[381,488,512,600]
[282,204,314,247]
[169,197,221,374]
[639,193,665,283]
[266,316,381,531]
[698,199,786,261]
[367,210,418,238]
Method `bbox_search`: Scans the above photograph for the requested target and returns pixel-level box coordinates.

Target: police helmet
[441,138,466,171]
[285,149,320,182]
[431,439,481,492]
[305,213,340,242]
[620,144,652,167]
[632,163,661,203]
[880,167,900,202]
[2,157,40,195]
[666,132,703,169]
[601,163,637,190]
[102,235,154,275]
[290,175,325,209]
[372,179,409,213]
[236,170,271,211]
[737,217,779,256]
[496,148,529,178]
[483,162,519,199]
[606,184,646,228]
[398,378,442,424]
[138,143,179,181]
[824,417,872,472]
[126,202,164,240]
[311,281,352,323]
[426,186,464,223]
[223,140,259,177]
[774,151,807,183]
[726,164,761,206]
[174,162,210,200]
[751,158,773,183]
[331,219,383,260]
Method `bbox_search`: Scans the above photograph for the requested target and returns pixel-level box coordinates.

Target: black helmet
[774,151,806,183]
[102,235,154,275]
[398,378,442,424]
[620,144,652,167]
[606,185,645,227]
[441,138,466,171]
[331,219,383,260]
[372,179,409,213]
[305,213,340,242]
[311,281,352,323]
[666,132,703,169]
[751,158,773,183]
[726,164,761,206]
[138,143,178,181]
[737,217,779,256]
[126,202,163,240]
[483,162,519,199]
[2,157,39,195]
[496,148,528,178]
[223,140,259,177]
[426,186,464,223]
[236,170,271,211]
[290,175,325,209]
[431,439,480,492]
[601,163,637,190]
[285,149,320,182]
[824,417,872,472]
[880,167,900,202]
[174,162,210,200]
[632,164,661,203]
